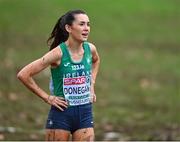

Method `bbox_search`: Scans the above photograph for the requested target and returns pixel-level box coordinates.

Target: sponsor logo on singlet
[63,75,91,106]
[64,62,70,67]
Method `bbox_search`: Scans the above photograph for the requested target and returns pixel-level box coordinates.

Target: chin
[83,37,88,41]
[83,39,88,42]
[78,38,88,43]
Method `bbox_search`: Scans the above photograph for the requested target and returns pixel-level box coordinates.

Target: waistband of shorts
[51,102,92,110]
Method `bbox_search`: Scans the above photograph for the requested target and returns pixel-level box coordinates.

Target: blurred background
[0,0,180,140]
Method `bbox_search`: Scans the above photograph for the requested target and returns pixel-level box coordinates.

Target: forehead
[73,14,89,22]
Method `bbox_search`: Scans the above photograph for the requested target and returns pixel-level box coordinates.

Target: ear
[65,24,72,33]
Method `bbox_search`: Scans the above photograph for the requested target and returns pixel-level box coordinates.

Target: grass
[0,0,180,140]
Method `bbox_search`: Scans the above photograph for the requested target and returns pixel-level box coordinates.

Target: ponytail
[47,15,68,50]
[47,10,86,50]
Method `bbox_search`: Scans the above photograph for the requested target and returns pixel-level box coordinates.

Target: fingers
[93,94,96,103]
[54,103,64,111]
[47,96,68,111]
[90,94,96,103]
[55,97,68,108]
[92,94,96,103]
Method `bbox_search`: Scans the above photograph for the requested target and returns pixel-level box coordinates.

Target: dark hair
[47,9,86,50]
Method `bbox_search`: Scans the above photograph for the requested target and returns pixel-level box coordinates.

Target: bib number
[63,76,91,106]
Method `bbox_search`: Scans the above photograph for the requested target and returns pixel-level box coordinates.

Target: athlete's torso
[50,42,92,106]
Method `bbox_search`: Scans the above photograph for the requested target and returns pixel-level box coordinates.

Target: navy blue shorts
[45,103,94,134]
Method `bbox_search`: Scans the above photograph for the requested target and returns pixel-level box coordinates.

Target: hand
[90,93,96,103]
[90,84,96,103]
[46,96,68,111]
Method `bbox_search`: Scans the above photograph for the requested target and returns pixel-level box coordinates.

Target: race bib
[63,76,91,106]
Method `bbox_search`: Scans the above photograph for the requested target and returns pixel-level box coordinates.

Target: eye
[79,22,90,27]
[79,23,84,26]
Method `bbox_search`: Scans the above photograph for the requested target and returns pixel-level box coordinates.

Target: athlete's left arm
[89,43,100,85]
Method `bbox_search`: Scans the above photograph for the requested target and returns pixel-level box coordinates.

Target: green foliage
[0,0,180,140]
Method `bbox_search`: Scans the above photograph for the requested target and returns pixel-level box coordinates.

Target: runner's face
[69,14,90,42]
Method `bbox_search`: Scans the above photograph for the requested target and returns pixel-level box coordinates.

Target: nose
[84,24,90,31]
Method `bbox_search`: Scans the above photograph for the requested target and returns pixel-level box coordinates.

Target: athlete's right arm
[17,47,68,111]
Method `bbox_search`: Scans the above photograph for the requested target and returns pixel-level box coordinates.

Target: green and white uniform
[51,42,92,106]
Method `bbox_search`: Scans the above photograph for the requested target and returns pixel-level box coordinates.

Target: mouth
[82,33,89,37]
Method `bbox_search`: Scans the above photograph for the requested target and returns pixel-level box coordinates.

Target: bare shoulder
[88,42,97,53]
[49,45,62,58]
[87,42,100,62]
[42,45,62,66]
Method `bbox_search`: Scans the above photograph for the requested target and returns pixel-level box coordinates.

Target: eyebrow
[79,21,90,23]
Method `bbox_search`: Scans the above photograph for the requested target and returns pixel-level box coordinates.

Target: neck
[65,37,83,52]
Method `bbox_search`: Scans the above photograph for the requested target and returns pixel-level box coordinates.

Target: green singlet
[51,42,92,106]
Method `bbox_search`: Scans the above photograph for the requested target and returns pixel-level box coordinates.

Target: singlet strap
[59,42,68,58]
[83,42,91,54]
